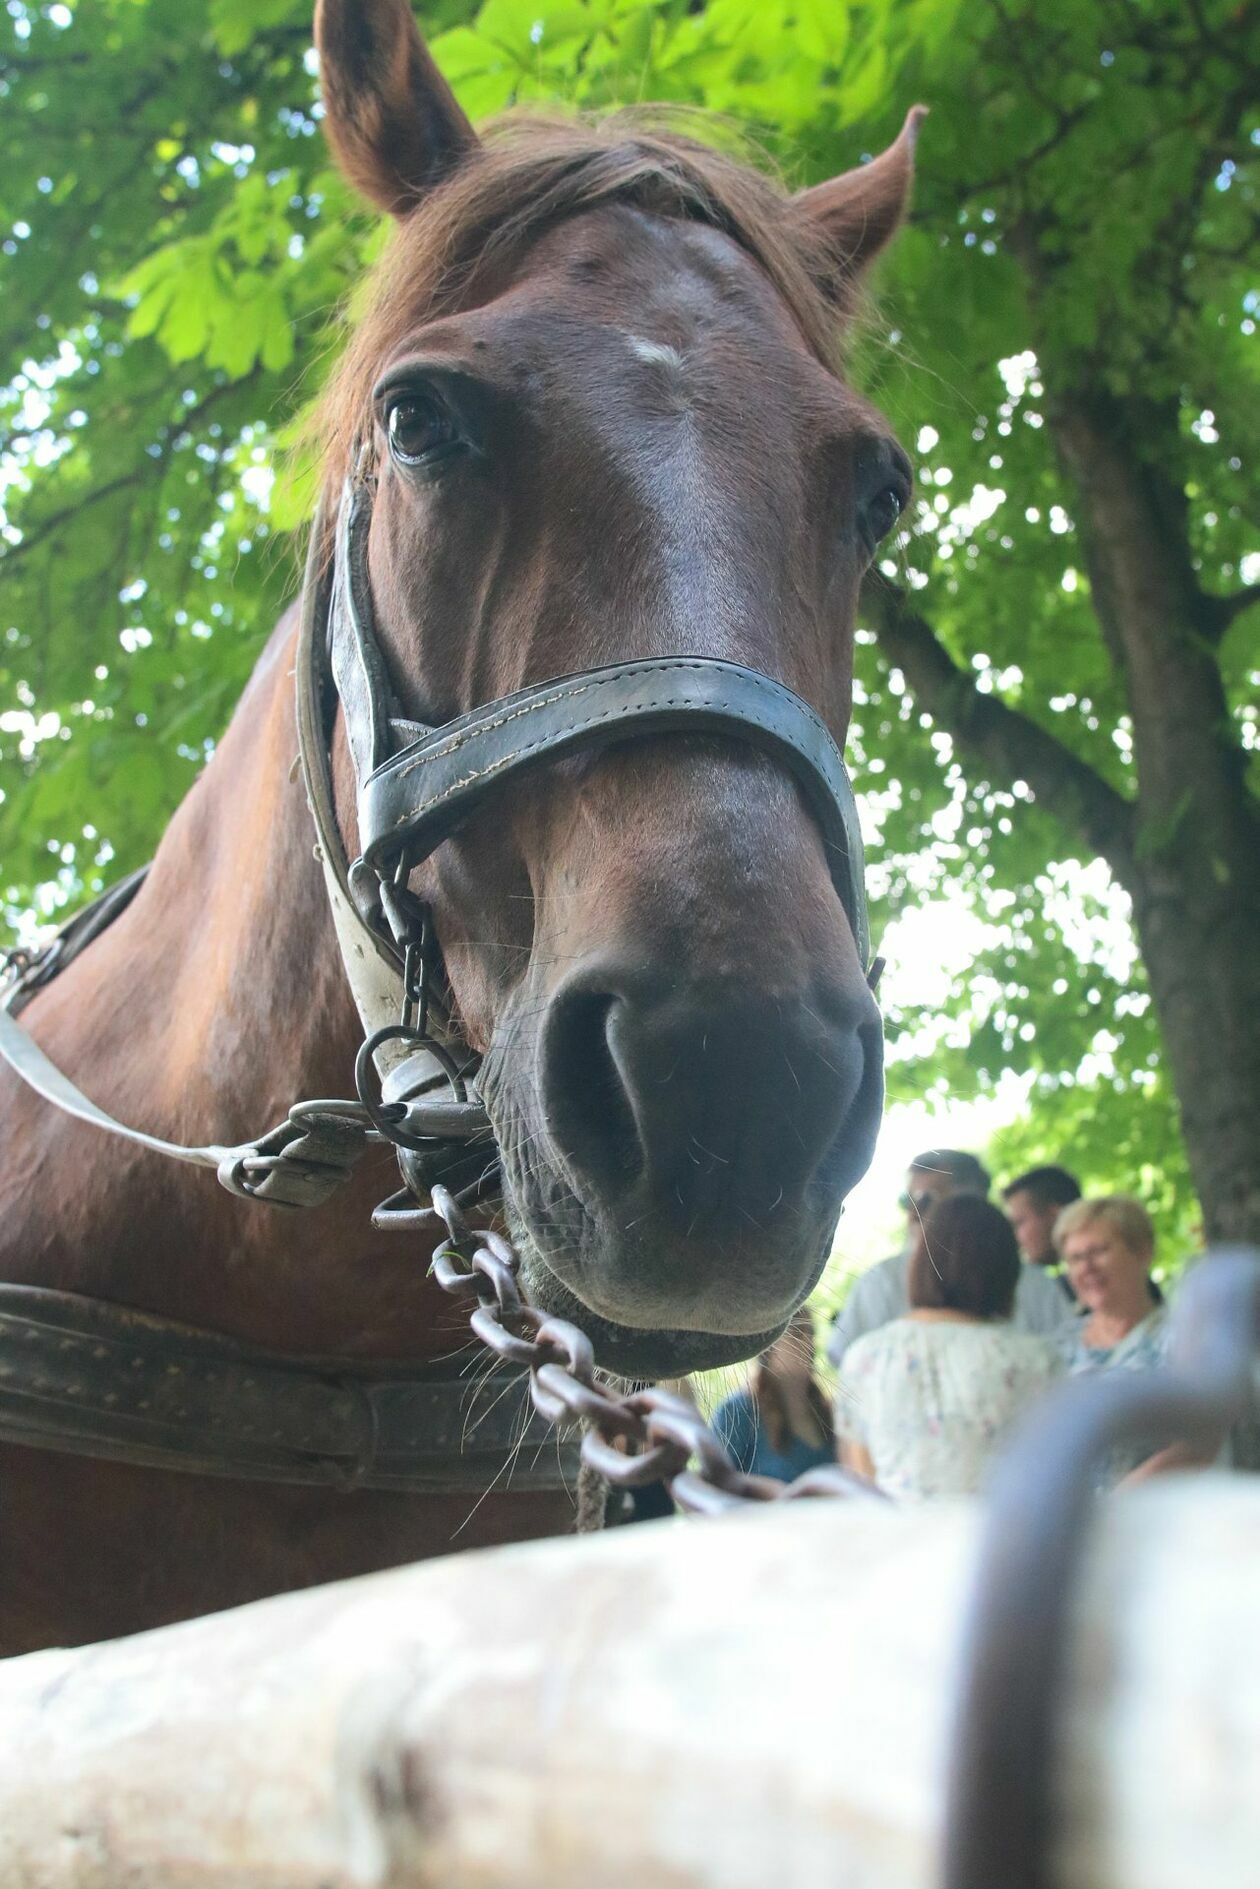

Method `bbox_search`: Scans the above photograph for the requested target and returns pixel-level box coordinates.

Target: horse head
[314,0,917,1375]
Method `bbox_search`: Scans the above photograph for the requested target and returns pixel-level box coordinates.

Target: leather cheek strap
[356,656,871,969]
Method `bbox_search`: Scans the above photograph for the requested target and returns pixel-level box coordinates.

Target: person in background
[1051,1195,1207,1483]
[713,1305,835,1484]
[1002,1164,1082,1302]
[1003,1164,1082,1268]
[828,1149,1070,1369]
[1055,1196,1166,1371]
[827,1150,987,1366]
[834,1195,1062,1500]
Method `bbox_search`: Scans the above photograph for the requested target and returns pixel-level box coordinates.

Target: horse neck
[100,608,360,1137]
[4,610,458,1357]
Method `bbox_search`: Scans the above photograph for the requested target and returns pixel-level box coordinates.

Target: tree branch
[0,468,144,572]
[1202,581,1260,639]
[861,574,1136,876]
[0,369,263,575]
[0,51,97,72]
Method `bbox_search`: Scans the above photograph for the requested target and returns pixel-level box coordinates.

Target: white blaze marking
[627,335,684,370]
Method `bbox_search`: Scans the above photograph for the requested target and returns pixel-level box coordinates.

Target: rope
[574,1453,609,1533]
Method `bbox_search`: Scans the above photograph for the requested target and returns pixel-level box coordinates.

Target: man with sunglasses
[827,1149,1070,1368]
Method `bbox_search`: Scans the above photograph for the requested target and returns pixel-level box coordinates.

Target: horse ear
[314,0,478,217]
[791,106,926,299]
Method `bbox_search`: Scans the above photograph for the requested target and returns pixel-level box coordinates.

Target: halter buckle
[352,858,498,1220]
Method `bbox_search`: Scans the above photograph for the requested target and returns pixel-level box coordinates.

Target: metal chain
[427,1184,887,1515]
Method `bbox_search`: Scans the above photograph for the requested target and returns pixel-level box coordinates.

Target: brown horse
[0,0,916,1653]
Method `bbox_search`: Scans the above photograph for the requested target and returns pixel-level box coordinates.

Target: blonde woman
[1053,1196,1167,1374]
[1054,1195,1212,1482]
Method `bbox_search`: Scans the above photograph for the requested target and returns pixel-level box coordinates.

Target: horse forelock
[312,109,848,505]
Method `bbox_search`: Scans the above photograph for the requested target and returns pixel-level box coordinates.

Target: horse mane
[314,108,848,498]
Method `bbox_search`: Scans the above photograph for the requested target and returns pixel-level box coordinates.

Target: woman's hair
[1051,1194,1155,1261]
[907,1195,1021,1320]
[751,1306,831,1453]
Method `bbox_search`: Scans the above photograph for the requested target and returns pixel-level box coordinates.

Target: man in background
[1002,1165,1082,1303]
[828,1149,1072,1368]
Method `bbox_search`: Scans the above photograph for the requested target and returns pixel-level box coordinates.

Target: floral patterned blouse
[834,1317,1064,1501]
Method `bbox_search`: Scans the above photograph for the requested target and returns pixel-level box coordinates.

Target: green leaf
[210,0,299,58]
[167,247,236,362]
[794,0,849,67]
[430,25,501,81]
[124,270,179,340]
[839,40,888,122]
[259,288,295,374]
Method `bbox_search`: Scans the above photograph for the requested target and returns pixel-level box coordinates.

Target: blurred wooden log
[0,1476,1256,1887]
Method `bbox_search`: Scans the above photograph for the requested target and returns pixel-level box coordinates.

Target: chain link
[427,1184,888,1515]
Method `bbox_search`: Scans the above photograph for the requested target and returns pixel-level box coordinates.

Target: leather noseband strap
[358,655,871,968]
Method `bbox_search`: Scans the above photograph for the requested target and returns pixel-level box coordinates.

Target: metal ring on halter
[353,1024,469,1152]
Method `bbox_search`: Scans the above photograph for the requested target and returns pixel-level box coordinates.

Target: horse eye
[864,484,907,548]
[387,394,461,466]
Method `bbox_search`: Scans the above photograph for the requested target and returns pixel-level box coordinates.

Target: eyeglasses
[1063,1242,1116,1267]
[899,1190,936,1214]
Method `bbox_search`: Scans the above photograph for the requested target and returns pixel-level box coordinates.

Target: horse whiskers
[905,1194,943,1282]
[428,1335,484,1369]
[451,1357,568,1542]
[449,1427,523,1541]
[760,1336,817,1373]
[459,1350,531,1450]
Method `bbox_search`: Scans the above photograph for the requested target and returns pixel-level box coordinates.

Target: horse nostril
[541,983,645,1199]
[539,959,881,1226]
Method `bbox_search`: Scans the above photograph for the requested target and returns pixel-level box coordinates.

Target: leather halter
[310,468,875,1212]
[362,655,869,953]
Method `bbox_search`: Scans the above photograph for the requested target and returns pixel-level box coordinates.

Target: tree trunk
[1052,389,1260,1245]
[865,377,1260,1250]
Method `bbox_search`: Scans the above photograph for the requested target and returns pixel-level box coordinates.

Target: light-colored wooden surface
[0,1476,1256,1887]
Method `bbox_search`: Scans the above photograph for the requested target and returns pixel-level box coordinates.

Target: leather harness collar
[0,1286,571,1494]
